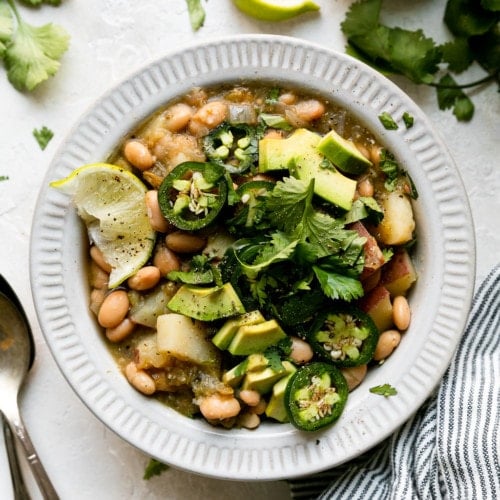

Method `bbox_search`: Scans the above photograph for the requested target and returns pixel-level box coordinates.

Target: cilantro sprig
[341,0,500,121]
[0,0,69,91]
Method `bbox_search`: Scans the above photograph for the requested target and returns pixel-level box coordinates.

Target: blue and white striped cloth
[289,265,500,500]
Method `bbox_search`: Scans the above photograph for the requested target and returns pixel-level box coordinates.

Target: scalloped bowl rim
[29,34,475,481]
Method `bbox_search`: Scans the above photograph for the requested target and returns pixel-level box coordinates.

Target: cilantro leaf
[402,112,414,129]
[20,0,62,6]
[444,0,497,37]
[440,37,474,73]
[143,458,169,480]
[341,0,381,37]
[0,175,9,181]
[436,74,475,121]
[266,177,313,234]
[4,14,69,91]
[33,125,53,150]
[343,197,384,226]
[379,149,400,191]
[386,27,441,84]
[312,265,364,302]
[0,2,13,57]
[369,384,397,397]
[378,111,398,130]
[265,87,281,105]
[185,0,205,31]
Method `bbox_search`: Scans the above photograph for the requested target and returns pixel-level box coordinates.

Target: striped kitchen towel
[288,264,500,500]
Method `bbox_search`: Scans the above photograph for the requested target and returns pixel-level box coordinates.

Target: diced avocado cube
[227,319,287,356]
[242,364,287,394]
[265,368,297,423]
[167,282,245,321]
[212,310,265,350]
[316,129,372,175]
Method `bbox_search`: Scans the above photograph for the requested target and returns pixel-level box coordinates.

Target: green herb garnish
[378,112,399,130]
[33,125,53,150]
[369,383,397,396]
[1,0,69,91]
[185,0,206,31]
[341,0,499,121]
[143,458,169,480]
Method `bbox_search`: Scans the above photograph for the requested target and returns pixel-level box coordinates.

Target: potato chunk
[157,313,220,367]
[377,192,415,245]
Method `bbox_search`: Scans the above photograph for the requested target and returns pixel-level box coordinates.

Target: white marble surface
[0,1,498,499]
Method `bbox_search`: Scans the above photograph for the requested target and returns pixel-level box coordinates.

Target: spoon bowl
[0,275,59,499]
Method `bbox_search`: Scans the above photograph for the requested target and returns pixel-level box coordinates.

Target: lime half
[50,163,155,288]
[232,0,320,21]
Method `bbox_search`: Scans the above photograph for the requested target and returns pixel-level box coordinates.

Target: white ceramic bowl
[30,35,475,480]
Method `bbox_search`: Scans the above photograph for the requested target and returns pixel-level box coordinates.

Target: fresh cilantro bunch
[0,0,69,91]
[223,177,368,328]
[341,0,500,121]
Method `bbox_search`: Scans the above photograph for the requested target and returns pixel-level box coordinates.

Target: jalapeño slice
[158,161,228,230]
[285,362,348,432]
[308,305,379,367]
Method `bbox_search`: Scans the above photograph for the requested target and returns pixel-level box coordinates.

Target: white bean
[373,330,401,361]
[145,190,171,233]
[163,103,194,132]
[124,140,155,170]
[392,296,411,330]
[341,364,368,391]
[165,231,206,254]
[98,290,129,329]
[106,318,135,343]
[125,362,156,395]
[289,336,314,364]
[127,266,161,291]
[199,394,241,420]
[90,245,112,273]
[238,390,261,407]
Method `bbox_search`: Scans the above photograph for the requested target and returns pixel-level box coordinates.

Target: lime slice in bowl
[50,163,155,288]
[232,0,320,21]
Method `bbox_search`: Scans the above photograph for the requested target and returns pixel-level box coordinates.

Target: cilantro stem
[6,0,21,23]
[429,70,499,90]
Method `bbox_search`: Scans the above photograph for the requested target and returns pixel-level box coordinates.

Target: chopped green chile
[285,362,348,431]
[308,306,379,367]
[158,161,228,230]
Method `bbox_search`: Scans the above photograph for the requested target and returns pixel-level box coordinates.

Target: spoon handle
[2,414,31,500]
[8,412,60,500]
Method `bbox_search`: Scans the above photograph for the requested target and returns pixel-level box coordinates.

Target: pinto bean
[97,290,129,329]
[238,390,261,407]
[145,190,171,233]
[392,296,411,330]
[373,330,401,361]
[289,336,314,364]
[357,177,374,198]
[125,362,156,395]
[106,318,135,343]
[238,412,260,430]
[90,245,112,273]
[165,231,206,254]
[163,103,194,132]
[199,394,241,420]
[127,266,161,291]
[124,140,155,170]
[341,364,368,391]
[153,244,181,276]
[293,99,325,122]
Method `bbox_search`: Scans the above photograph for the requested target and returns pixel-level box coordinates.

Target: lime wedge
[232,0,320,21]
[50,163,155,288]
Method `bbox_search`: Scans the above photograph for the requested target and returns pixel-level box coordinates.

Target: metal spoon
[0,274,59,499]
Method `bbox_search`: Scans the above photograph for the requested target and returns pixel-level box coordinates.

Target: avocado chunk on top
[167,282,245,321]
[265,362,297,422]
[222,353,270,387]
[258,128,357,211]
[227,319,287,356]
[317,129,372,175]
[212,310,265,350]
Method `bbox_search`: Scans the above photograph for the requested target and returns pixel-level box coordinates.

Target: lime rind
[50,163,156,288]
[232,0,320,22]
